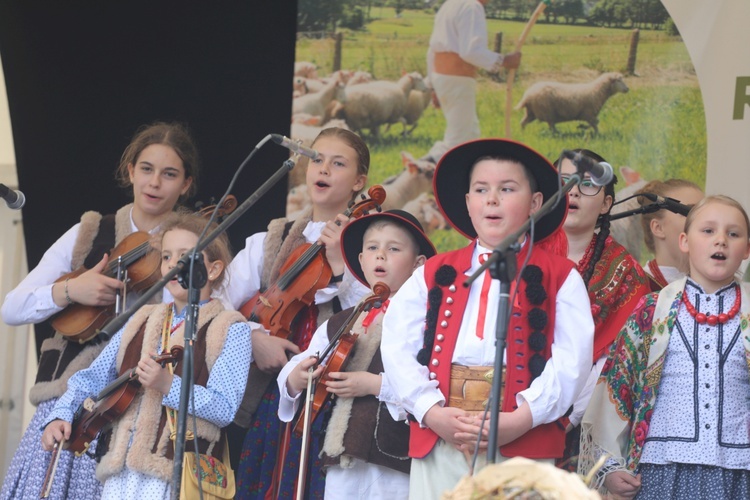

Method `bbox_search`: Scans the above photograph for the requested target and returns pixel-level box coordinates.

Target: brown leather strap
[433,52,477,77]
[448,364,505,411]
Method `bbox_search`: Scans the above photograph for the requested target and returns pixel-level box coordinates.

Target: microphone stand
[464,174,580,463]
[94,141,296,499]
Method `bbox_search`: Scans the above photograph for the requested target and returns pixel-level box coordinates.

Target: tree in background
[298,0,344,32]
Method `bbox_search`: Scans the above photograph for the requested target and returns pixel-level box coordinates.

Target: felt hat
[341,209,437,286]
[433,138,567,243]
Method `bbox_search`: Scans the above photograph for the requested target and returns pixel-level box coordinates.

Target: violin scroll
[346,185,386,219]
[152,345,184,367]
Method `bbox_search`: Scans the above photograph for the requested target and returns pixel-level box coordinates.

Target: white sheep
[401,76,432,136]
[402,192,447,233]
[346,71,373,86]
[379,151,436,211]
[515,72,629,133]
[292,77,346,122]
[294,61,318,79]
[335,72,428,138]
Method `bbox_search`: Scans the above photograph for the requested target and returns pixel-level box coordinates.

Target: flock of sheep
[287,61,632,241]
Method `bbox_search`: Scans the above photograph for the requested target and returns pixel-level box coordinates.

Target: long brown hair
[116,122,201,202]
[312,127,370,178]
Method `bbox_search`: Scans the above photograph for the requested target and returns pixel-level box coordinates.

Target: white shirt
[222,220,370,329]
[427,0,502,76]
[381,243,594,428]
[1,208,169,325]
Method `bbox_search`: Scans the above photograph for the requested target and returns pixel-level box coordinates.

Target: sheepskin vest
[234,208,341,427]
[96,300,240,483]
[321,307,410,474]
[30,204,134,405]
[409,242,574,459]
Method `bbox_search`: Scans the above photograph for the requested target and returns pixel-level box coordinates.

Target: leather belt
[433,51,477,78]
[448,364,505,412]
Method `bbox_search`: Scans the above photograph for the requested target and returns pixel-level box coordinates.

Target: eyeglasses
[561,175,603,197]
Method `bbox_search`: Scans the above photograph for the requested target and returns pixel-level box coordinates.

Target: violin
[50,196,238,343]
[66,345,185,455]
[40,345,183,498]
[292,282,390,438]
[239,185,386,339]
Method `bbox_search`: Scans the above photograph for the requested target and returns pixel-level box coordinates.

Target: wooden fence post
[494,32,503,54]
[626,29,639,76]
[333,32,343,72]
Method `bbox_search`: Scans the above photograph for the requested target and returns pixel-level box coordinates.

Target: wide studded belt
[448,364,506,412]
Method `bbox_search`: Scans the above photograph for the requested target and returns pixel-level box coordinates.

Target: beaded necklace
[575,235,598,275]
[681,285,741,325]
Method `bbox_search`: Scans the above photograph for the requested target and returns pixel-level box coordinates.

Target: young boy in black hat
[277,209,436,499]
[380,139,595,499]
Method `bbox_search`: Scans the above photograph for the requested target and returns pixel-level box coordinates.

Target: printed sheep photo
[515,72,629,133]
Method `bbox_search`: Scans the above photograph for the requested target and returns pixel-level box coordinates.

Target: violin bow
[504,0,551,138]
[40,436,66,498]
[296,361,317,500]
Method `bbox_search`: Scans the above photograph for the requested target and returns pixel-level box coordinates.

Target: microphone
[271,134,319,160]
[0,183,25,210]
[639,193,692,217]
[562,150,614,186]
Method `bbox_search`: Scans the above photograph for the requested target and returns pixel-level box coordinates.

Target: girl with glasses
[552,148,650,472]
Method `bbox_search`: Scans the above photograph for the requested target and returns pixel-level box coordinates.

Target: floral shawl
[586,235,650,361]
[579,278,750,488]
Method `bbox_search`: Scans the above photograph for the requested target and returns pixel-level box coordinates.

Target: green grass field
[295,8,706,253]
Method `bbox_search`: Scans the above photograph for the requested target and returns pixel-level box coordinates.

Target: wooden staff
[504,0,551,138]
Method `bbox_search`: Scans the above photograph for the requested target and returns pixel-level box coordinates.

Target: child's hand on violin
[423,404,471,447]
[137,352,174,396]
[252,329,300,373]
[41,419,71,451]
[54,254,125,308]
[287,356,324,397]
[325,371,380,398]
[318,214,350,277]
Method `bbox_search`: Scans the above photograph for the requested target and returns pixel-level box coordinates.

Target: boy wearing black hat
[380,139,595,499]
[277,210,436,499]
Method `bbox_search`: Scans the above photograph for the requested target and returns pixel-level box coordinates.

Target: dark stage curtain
[0,2,297,354]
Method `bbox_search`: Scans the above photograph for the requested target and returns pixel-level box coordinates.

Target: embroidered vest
[96,300,242,482]
[30,205,134,405]
[409,242,574,459]
[320,307,410,474]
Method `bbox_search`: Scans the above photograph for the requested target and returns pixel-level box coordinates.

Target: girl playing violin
[277,210,436,499]
[1,121,199,500]
[229,127,372,499]
[41,212,251,499]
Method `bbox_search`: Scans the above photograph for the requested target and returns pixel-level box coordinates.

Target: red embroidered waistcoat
[409,241,575,459]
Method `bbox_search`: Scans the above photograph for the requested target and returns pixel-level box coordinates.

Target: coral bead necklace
[681,285,741,325]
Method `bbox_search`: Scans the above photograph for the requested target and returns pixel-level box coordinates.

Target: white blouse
[641,280,750,469]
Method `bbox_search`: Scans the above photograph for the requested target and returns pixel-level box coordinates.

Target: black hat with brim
[433,138,566,243]
[341,209,437,286]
